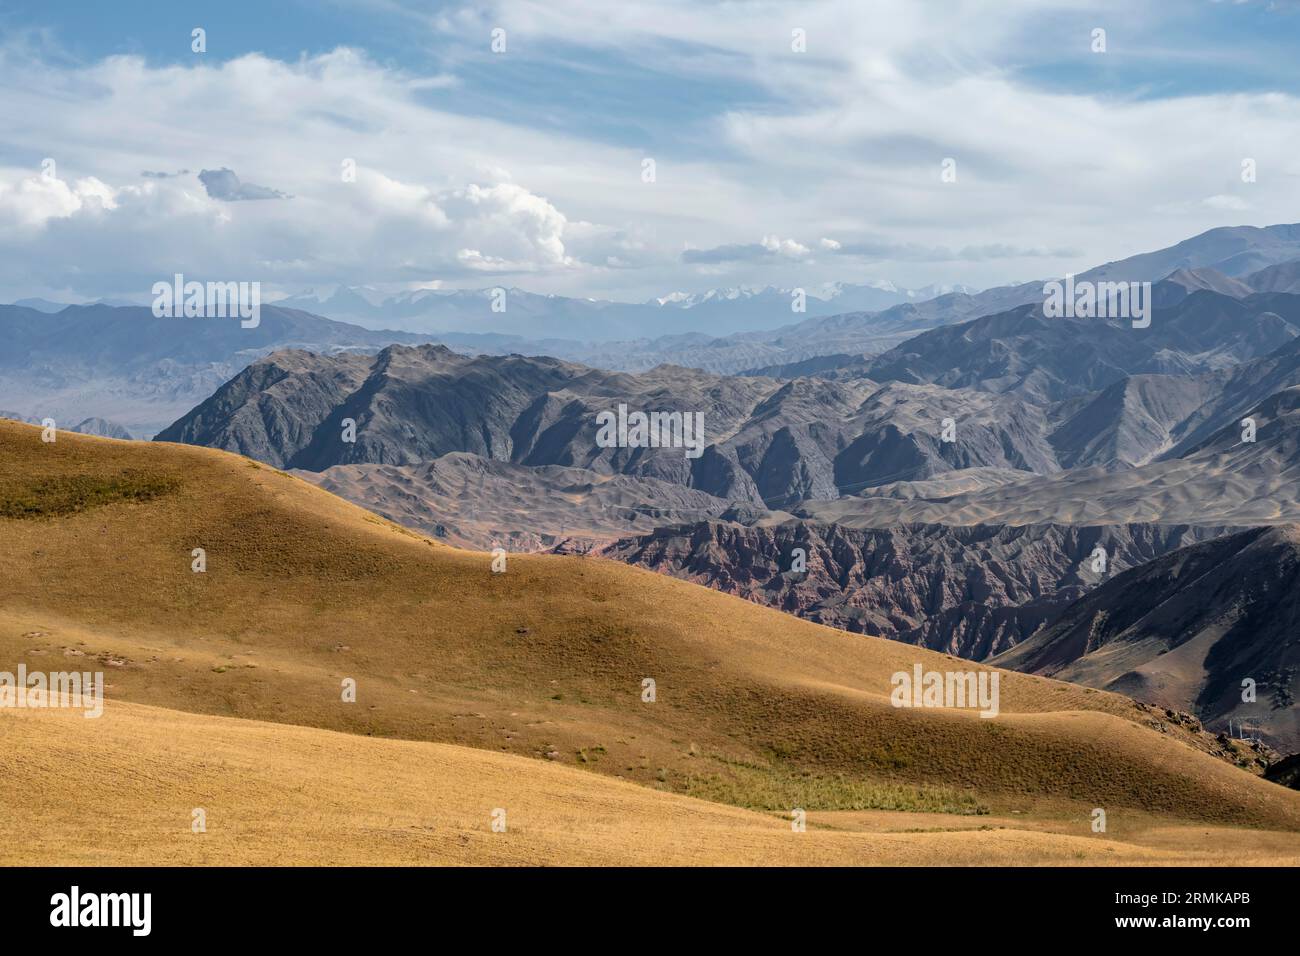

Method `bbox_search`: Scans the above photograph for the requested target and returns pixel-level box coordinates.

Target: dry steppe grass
[4,701,1296,866]
[2,420,1298,864]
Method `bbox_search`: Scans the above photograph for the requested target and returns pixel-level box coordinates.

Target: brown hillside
[2,419,1298,858]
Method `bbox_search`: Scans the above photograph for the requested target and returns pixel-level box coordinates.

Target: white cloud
[760,234,811,258]
[445,183,573,269]
[0,160,586,296]
[2,3,1300,303]
[0,172,117,228]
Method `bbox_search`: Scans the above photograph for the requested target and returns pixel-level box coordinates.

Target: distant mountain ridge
[12,223,1300,428]
[0,410,134,440]
[800,379,1300,529]
[850,287,1300,404]
[158,334,1265,509]
[274,280,965,341]
[0,302,436,436]
[565,232,1300,375]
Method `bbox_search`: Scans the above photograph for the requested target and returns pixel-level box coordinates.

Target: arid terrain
[7,701,1299,866]
[3,421,1298,865]
[7,0,1300,901]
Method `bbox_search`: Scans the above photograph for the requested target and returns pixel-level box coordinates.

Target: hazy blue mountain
[1083,223,1300,281]
[855,288,1300,404]
[550,227,1300,374]
[0,303,436,436]
[1244,258,1300,294]
[275,280,944,341]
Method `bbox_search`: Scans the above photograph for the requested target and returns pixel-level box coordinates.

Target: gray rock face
[903,330,1300,475]
[158,344,1109,505]
[191,330,1300,518]
[159,345,786,499]
[596,519,1234,659]
[1048,374,1223,469]
[993,525,1300,751]
[856,290,1300,404]
[299,452,743,552]
[827,382,1060,500]
[799,382,1300,529]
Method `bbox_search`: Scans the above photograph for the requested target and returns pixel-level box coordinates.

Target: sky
[0,0,1298,306]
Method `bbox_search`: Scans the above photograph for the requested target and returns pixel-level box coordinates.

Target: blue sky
[0,0,1297,304]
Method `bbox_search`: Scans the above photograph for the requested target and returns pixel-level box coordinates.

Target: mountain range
[11,222,1300,751]
[274,280,966,340]
[13,223,1300,435]
[155,280,1300,503]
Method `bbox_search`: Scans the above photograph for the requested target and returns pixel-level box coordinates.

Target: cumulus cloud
[0,159,583,299]
[0,48,630,299]
[0,171,117,228]
[415,0,1300,294]
[2,3,1300,302]
[443,183,573,270]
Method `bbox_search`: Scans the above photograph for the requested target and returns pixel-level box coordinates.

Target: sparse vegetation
[0,470,182,519]
[2,421,1298,867]
[682,763,989,815]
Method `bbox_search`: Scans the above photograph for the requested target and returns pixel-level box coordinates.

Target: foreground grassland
[2,420,1298,864]
[5,702,1298,866]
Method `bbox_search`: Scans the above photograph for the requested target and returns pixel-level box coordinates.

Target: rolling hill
[6,699,1296,866]
[2,420,1299,864]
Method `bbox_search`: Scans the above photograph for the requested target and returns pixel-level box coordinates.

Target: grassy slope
[5,700,1297,866]
[2,419,1299,863]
